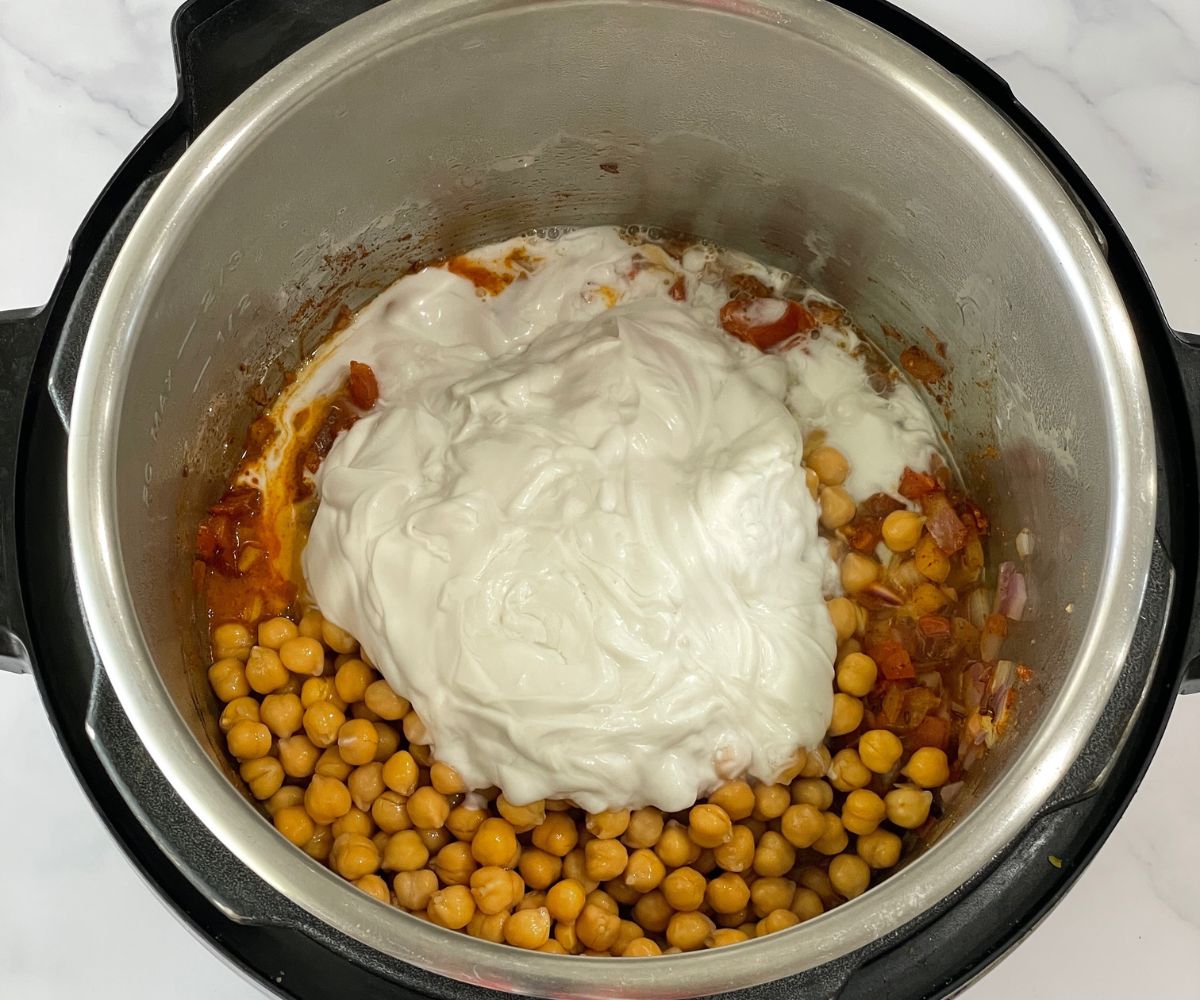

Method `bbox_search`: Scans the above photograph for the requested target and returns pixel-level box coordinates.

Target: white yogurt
[264,227,939,811]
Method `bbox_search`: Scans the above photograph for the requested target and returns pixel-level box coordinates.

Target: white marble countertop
[1,1,1198,997]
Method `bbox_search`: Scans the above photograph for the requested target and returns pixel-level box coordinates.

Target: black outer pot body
[1,2,1199,998]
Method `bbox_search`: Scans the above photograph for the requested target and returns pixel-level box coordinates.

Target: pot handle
[0,306,47,674]
[1170,327,1200,695]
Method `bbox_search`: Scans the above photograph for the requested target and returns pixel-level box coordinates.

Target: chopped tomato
[719,297,815,351]
[348,360,379,410]
[918,614,952,638]
[909,715,950,751]
[208,486,261,518]
[921,491,968,554]
[898,467,938,500]
[870,640,915,681]
[668,275,687,301]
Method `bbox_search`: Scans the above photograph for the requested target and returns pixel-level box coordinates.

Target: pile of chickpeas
[205,441,960,956]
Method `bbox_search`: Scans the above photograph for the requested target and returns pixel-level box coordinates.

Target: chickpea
[714,825,756,872]
[622,848,666,893]
[336,718,379,766]
[274,804,315,847]
[303,702,345,749]
[790,887,825,922]
[914,534,950,582]
[320,619,358,655]
[278,734,319,779]
[539,879,582,924]
[882,510,926,552]
[631,890,673,933]
[332,658,373,705]
[266,785,305,816]
[504,907,551,949]
[827,692,864,737]
[829,748,872,792]
[819,486,857,530]
[623,937,662,957]
[796,866,839,908]
[569,903,617,951]
[804,466,820,499]
[497,796,546,832]
[857,829,903,869]
[305,774,352,824]
[749,877,793,918]
[350,873,388,905]
[517,848,562,890]
[380,752,418,797]
[812,812,849,856]
[780,803,825,849]
[807,445,849,486]
[219,696,260,734]
[706,872,751,915]
[300,677,339,710]
[829,853,872,899]
[752,782,790,821]
[586,809,631,840]
[707,780,755,822]
[363,679,409,721]
[332,806,374,839]
[239,756,284,800]
[256,616,296,649]
[330,833,380,880]
[885,786,934,829]
[585,839,629,882]
[858,729,904,774]
[315,746,352,781]
[715,906,751,929]
[609,919,644,957]
[347,762,384,812]
[382,830,429,872]
[297,609,324,639]
[433,841,477,886]
[791,778,834,811]
[685,803,732,848]
[258,693,301,739]
[666,911,715,952]
[538,939,567,955]
[911,581,949,614]
[279,636,326,676]
[841,552,878,594]
[446,803,487,842]
[428,885,476,930]
[553,920,580,954]
[208,658,250,701]
[245,645,288,695]
[655,821,699,869]
[561,849,599,893]
[752,831,797,878]
[226,720,272,761]
[402,710,429,745]
[799,744,833,779]
[531,812,579,857]
[393,869,438,910]
[302,824,333,863]
[826,597,859,643]
[661,867,706,912]
[212,623,253,662]
[466,866,513,914]
[472,817,520,868]
[418,827,452,854]
[842,788,887,836]
[424,761,464,796]
[371,790,411,833]
[902,747,950,788]
[756,909,800,937]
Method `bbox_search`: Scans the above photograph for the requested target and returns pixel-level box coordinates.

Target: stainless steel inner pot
[68,0,1156,995]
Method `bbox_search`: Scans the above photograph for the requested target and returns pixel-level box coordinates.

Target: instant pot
[2,0,1198,997]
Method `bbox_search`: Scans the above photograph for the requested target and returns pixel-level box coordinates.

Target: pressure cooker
[2,0,1198,997]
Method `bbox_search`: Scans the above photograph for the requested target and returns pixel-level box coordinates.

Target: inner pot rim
[65,0,1158,995]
